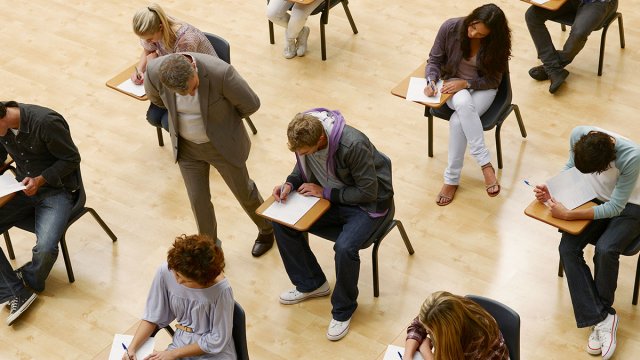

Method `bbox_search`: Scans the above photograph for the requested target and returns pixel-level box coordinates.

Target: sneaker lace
[9,298,19,313]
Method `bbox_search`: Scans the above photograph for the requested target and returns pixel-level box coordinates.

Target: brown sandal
[435,185,458,206]
[481,163,500,197]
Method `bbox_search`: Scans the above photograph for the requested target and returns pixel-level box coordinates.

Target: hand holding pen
[273,183,291,203]
[121,343,135,360]
[524,179,552,205]
[424,76,438,97]
[131,66,144,85]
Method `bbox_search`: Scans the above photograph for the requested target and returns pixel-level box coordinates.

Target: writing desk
[524,200,597,235]
[520,0,567,11]
[256,195,330,232]
[391,62,452,109]
[106,64,148,101]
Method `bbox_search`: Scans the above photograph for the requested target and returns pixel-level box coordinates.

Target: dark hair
[573,132,616,174]
[460,3,512,76]
[167,234,225,286]
[0,101,18,119]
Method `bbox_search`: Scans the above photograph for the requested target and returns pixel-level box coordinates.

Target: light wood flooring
[1,0,639,358]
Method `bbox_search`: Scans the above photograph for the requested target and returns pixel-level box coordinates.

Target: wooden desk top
[106,64,148,101]
[524,200,597,235]
[520,0,567,11]
[256,195,330,232]
[390,62,451,109]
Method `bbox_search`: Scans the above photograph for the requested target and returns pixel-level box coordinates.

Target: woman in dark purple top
[424,4,511,206]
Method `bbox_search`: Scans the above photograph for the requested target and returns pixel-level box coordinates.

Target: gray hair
[159,54,195,93]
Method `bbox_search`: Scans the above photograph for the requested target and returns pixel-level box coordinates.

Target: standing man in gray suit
[144,53,274,257]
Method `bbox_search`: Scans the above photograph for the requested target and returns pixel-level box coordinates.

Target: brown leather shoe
[251,232,274,257]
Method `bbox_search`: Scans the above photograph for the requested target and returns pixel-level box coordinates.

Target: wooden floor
[1,0,639,358]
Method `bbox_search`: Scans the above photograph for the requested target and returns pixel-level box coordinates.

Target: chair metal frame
[268,0,358,60]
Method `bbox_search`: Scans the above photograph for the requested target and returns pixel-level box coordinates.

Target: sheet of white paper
[108,334,156,360]
[406,77,444,104]
[262,191,320,226]
[383,344,425,360]
[0,171,26,197]
[531,0,550,4]
[117,78,146,97]
[546,167,598,210]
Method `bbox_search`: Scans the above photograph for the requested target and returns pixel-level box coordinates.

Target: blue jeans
[147,103,169,131]
[0,249,30,303]
[0,189,74,292]
[526,0,618,73]
[559,202,640,328]
[274,204,384,321]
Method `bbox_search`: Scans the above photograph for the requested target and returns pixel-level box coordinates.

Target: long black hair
[460,3,512,75]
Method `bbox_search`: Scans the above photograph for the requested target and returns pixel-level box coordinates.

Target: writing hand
[122,351,137,360]
[423,82,437,97]
[440,79,467,94]
[534,184,551,203]
[22,176,45,196]
[273,183,292,203]
[130,71,144,85]
[297,183,323,198]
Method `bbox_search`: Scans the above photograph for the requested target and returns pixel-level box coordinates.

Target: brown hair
[573,131,616,174]
[286,113,325,151]
[167,234,224,286]
[419,291,501,360]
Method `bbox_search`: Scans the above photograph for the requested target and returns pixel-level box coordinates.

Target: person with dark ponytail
[424,3,511,206]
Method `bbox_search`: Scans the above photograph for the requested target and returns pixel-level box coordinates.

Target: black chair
[554,11,624,76]
[466,294,521,360]
[426,72,527,169]
[268,0,358,60]
[558,234,640,305]
[3,169,117,283]
[154,32,258,146]
[152,301,249,360]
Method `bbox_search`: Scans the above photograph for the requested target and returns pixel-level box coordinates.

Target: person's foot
[596,313,619,360]
[435,184,458,206]
[587,326,602,355]
[279,281,330,305]
[549,69,569,94]
[296,26,310,57]
[251,232,274,257]
[481,163,500,197]
[6,291,37,326]
[528,65,549,81]
[283,38,297,59]
[327,317,351,341]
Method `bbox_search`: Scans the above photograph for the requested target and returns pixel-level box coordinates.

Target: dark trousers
[559,202,640,327]
[525,0,618,73]
[147,103,169,131]
[274,204,384,321]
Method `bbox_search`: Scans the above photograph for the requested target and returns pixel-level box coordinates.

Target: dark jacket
[425,17,502,90]
[286,109,393,213]
[0,102,80,192]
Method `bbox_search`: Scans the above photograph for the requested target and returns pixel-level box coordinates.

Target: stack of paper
[546,167,597,210]
[0,171,25,197]
[108,334,156,360]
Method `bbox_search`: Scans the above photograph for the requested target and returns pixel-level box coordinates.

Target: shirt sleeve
[406,316,427,343]
[329,141,378,205]
[39,113,81,187]
[221,65,260,119]
[594,148,640,219]
[425,20,451,82]
[197,286,235,354]
[142,264,175,328]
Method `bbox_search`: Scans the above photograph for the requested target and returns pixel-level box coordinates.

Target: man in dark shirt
[0,101,81,300]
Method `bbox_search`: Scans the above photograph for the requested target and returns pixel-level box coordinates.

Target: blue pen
[523,179,534,187]
[122,343,132,360]
[397,351,403,359]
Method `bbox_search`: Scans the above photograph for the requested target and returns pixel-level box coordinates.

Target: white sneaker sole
[279,287,330,305]
[327,324,350,341]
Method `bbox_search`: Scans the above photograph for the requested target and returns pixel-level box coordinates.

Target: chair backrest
[233,301,250,360]
[204,32,231,64]
[466,295,520,360]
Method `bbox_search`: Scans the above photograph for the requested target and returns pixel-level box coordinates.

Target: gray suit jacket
[144,52,260,166]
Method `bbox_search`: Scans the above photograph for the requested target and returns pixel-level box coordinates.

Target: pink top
[141,22,216,57]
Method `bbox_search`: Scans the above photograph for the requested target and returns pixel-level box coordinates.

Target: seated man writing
[533,126,640,360]
[272,109,393,341]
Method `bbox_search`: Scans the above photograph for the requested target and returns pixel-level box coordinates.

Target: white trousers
[267,0,323,39]
[444,88,498,185]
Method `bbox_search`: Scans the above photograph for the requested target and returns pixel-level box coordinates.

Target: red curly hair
[167,234,225,286]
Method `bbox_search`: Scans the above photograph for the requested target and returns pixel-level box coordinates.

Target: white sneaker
[327,317,350,341]
[587,326,601,355]
[283,38,297,59]
[596,313,619,360]
[279,281,330,305]
[296,26,310,57]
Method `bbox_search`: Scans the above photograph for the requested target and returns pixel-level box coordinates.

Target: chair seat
[552,9,618,31]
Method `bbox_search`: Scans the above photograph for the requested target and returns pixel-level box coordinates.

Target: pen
[523,179,534,187]
[397,351,403,359]
[426,76,437,93]
[279,183,286,203]
[122,343,132,360]
[134,66,142,80]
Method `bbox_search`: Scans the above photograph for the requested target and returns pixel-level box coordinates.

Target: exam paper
[262,191,320,226]
[406,77,444,104]
[117,78,146,97]
[383,344,424,360]
[546,167,598,210]
[108,334,156,360]
[0,171,26,197]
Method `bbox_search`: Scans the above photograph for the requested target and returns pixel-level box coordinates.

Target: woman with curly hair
[424,3,512,206]
[403,291,508,360]
[124,234,235,360]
